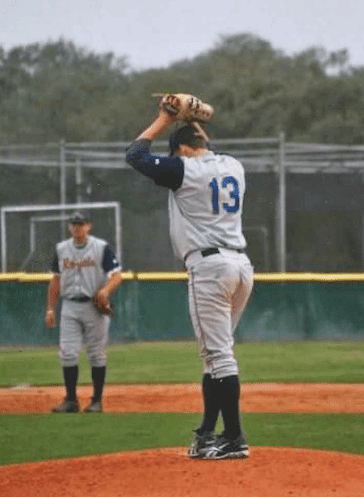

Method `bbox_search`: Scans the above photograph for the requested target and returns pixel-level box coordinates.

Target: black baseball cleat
[187,430,217,459]
[51,398,79,413]
[203,434,250,460]
[84,398,103,413]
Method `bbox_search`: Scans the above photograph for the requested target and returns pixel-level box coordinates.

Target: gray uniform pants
[186,248,254,379]
[59,300,110,368]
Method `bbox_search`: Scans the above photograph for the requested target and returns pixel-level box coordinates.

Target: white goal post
[1,201,121,272]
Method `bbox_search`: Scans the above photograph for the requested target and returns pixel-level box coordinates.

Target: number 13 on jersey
[209,176,240,214]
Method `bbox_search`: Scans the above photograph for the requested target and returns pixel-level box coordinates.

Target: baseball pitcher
[126,93,254,459]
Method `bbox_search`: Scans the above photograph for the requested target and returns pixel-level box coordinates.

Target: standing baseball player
[126,97,254,459]
[45,211,123,413]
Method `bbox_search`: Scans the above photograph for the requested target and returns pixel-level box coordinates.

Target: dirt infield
[2,382,364,413]
[1,383,364,497]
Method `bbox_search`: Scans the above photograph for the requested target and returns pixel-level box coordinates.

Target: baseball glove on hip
[93,291,113,316]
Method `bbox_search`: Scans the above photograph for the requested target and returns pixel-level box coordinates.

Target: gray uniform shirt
[52,235,120,299]
[169,151,247,261]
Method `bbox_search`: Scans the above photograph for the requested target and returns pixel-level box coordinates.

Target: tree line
[1,33,364,145]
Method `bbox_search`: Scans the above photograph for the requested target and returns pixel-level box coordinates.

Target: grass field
[1,341,364,465]
[2,341,364,386]
[1,413,364,465]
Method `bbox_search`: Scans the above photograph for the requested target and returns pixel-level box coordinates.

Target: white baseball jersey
[168,151,247,261]
[53,235,120,299]
[126,138,254,379]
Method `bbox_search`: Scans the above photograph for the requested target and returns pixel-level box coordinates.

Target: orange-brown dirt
[1,383,364,497]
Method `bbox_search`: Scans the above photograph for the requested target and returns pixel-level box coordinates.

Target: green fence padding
[0,283,56,345]
[135,281,191,340]
[1,281,364,345]
[0,282,139,346]
[238,282,364,341]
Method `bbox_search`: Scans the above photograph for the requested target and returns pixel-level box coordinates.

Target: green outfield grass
[1,413,363,465]
[1,341,364,466]
[1,341,364,387]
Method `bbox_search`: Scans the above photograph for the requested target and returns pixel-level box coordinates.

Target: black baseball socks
[63,365,78,401]
[91,366,106,402]
[218,375,243,440]
[196,373,243,440]
[196,373,221,434]
[63,365,106,403]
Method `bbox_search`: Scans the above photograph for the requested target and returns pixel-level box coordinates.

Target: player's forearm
[47,276,60,310]
[101,271,123,297]
[135,112,173,141]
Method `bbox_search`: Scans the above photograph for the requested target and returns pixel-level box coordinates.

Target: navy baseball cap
[69,211,91,224]
[169,124,209,157]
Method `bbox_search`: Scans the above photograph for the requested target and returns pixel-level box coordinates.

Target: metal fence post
[1,208,6,272]
[278,132,286,272]
[60,139,66,238]
[75,158,83,204]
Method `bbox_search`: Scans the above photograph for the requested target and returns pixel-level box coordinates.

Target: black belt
[201,247,246,257]
[69,296,91,303]
[201,248,220,257]
[185,247,246,263]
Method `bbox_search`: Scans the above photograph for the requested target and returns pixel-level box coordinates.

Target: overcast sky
[1,0,362,71]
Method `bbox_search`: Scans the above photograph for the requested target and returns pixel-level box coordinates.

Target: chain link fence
[1,137,364,272]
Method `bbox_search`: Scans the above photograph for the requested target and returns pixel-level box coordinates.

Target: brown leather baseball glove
[93,291,113,316]
[153,93,215,123]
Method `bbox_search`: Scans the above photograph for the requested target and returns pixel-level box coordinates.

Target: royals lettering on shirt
[62,257,96,270]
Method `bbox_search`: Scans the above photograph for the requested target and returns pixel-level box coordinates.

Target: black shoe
[51,398,79,413]
[203,434,250,460]
[187,431,217,459]
[84,398,103,413]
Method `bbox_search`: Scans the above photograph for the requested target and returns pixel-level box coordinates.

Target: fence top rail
[64,137,282,148]
[1,139,364,151]
[2,272,364,283]
[0,143,60,151]
[286,142,364,152]
[1,201,120,213]
[66,141,131,149]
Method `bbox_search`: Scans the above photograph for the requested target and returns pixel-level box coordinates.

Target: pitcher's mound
[1,447,363,497]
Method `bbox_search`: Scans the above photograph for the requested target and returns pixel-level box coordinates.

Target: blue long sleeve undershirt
[126,139,184,191]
